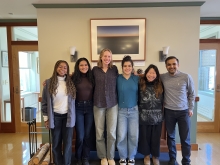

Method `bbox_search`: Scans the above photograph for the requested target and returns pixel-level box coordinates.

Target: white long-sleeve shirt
[43,76,68,121]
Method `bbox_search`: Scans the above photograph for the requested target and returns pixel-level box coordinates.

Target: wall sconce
[70,46,78,62]
[159,46,169,62]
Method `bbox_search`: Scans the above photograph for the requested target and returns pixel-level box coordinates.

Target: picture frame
[1,51,8,67]
[90,18,146,61]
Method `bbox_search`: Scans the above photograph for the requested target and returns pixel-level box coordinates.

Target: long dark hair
[139,64,163,98]
[49,60,76,99]
[71,57,94,86]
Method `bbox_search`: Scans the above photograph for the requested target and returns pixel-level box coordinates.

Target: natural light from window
[19,52,31,92]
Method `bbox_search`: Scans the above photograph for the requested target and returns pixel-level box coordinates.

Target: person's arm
[187,75,196,117]
[41,81,49,129]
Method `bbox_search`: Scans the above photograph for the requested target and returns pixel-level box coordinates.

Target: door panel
[197,43,220,132]
[11,45,41,132]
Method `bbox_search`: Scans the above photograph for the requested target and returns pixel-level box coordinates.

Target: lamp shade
[163,46,169,55]
[70,47,76,56]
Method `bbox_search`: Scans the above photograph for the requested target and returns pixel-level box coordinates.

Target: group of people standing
[41,48,195,165]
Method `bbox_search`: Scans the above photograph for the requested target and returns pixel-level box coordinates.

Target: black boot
[82,159,90,165]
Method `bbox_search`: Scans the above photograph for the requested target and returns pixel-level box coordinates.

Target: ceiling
[0,0,219,19]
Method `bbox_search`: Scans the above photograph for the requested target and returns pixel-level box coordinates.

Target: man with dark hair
[160,56,195,165]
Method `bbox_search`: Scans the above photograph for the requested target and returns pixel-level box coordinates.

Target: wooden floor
[0,133,219,165]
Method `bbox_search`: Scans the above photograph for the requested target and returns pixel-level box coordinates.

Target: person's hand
[44,120,49,129]
[42,80,46,86]
[188,109,193,117]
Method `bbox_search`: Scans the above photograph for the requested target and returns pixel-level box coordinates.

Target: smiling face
[166,58,179,75]
[79,60,89,74]
[122,61,133,76]
[56,62,67,77]
[146,68,157,82]
[101,50,112,66]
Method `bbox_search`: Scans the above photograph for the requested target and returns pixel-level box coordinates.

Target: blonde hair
[49,60,76,99]
[97,48,113,68]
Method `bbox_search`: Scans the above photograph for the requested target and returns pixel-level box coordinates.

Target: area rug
[72,151,172,165]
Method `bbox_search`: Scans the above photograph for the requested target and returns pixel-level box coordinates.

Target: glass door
[0,27,14,132]
[11,45,40,132]
[197,43,220,132]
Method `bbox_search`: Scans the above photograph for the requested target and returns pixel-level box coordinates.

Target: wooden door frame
[197,42,220,132]
[0,22,37,132]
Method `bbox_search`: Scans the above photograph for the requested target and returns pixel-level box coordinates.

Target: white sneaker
[128,159,135,165]
[119,159,126,165]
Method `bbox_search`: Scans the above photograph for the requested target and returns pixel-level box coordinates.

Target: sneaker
[152,156,160,165]
[168,158,177,165]
[144,155,151,165]
[119,159,126,165]
[108,159,115,165]
[128,159,135,165]
[101,158,108,165]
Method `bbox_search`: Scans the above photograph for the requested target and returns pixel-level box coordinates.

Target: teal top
[117,74,139,108]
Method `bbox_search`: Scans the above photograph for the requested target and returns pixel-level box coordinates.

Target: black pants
[51,113,73,165]
[138,122,162,157]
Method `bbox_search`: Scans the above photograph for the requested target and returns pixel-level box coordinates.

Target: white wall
[37,7,200,93]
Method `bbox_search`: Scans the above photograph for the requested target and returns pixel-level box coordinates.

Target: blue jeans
[165,108,191,164]
[117,105,139,160]
[51,113,73,165]
[93,104,118,159]
[75,100,94,160]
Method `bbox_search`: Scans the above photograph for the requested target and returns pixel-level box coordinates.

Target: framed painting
[1,51,8,67]
[90,18,146,61]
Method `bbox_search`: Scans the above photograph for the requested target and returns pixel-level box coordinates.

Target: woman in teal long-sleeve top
[116,56,139,165]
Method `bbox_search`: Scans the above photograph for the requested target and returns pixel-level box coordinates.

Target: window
[12,26,38,41]
[200,25,220,39]
[19,52,31,92]
[198,50,216,93]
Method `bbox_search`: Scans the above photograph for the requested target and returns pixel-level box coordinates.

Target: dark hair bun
[123,55,132,61]
[137,69,143,74]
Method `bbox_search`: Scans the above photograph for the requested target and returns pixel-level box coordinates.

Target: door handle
[14,86,19,94]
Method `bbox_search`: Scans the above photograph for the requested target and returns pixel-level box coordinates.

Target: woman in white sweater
[41,60,76,165]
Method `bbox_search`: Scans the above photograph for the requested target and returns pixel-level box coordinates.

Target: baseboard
[176,143,198,151]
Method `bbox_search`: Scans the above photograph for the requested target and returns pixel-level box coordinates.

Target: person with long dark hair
[41,60,76,165]
[116,56,139,165]
[138,64,164,165]
[71,57,94,165]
